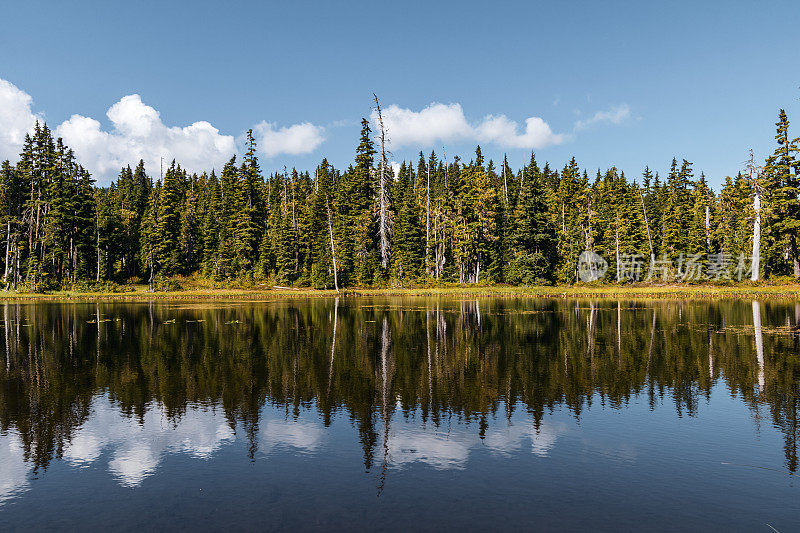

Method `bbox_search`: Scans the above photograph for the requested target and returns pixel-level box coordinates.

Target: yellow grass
[2,283,800,301]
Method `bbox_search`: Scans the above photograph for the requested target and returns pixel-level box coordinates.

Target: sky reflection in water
[0,298,799,530]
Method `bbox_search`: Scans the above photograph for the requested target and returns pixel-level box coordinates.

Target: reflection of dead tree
[426,310,432,408]
[3,303,12,371]
[328,297,338,395]
[646,308,656,379]
[753,300,765,390]
[436,302,445,372]
[708,324,714,380]
[796,303,800,331]
[96,303,100,362]
[617,301,622,366]
[377,316,393,496]
[587,302,597,381]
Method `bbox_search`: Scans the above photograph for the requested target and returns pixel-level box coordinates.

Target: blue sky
[1,0,798,187]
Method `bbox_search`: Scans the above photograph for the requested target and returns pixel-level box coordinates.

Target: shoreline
[0,284,799,301]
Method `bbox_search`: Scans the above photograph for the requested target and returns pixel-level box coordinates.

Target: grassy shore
[1,283,800,301]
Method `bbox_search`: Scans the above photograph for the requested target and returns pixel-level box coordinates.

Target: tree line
[0,108,798,290]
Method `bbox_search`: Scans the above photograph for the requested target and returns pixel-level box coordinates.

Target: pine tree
[201,171,222,277]
[662,158,694,267]
[509,162,556,284]
[763,110,800,277]
[140,182,160,289]
[555,157,584,283]
[393,162,423,279]
[154,161,182,276]
[347,118,377,285]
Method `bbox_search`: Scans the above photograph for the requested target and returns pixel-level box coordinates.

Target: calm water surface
[0,298,799,531]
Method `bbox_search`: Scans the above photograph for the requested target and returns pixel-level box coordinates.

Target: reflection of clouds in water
[531,425,562,457]
[257,412,566,470]
[1,397,569,500]
[483,420,567,458]
[0,430,32,503]
[260,418,324,454]
[389,418,568,470]
[390,429,472,469]
[63,396,235,487]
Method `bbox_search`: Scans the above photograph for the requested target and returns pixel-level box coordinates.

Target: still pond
[0,298,798,531]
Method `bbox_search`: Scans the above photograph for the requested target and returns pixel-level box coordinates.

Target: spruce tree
[509,163,556,284]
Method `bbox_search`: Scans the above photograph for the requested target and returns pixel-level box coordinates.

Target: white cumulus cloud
[252,121,326,158]
[371,102,566,150]
[0,78,328,184]
[56,94,237,181]
[0,79,40,161]
[574,104,631,131]
[475,115,565,149]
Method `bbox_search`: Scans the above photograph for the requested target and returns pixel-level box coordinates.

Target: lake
[0,298,798,531]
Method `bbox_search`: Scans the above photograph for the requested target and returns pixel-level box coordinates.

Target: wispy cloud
[574,104,631,131]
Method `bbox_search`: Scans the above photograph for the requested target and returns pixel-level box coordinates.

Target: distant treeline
[0,108,798,290]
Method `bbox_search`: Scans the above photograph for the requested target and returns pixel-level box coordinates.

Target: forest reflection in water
[0,297,799,528]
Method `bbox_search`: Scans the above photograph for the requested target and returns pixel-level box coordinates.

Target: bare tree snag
[373,93,391,269]
[747,150,762,281]
[326,196,339,292]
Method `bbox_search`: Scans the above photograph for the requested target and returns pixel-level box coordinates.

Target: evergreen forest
[1,107,799,291]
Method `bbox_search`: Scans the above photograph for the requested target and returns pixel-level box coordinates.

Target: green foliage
[1,105,799,291]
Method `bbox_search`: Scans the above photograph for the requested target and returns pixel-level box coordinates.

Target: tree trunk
[326,197,339,292]
[791,231,800,278]
[615,216,621,281]
[96,217,101,282]
[640,190,655,273]
[373,93,390,270]
[443,148,448,189]
[426,161,431,275]
[502,155,508,204]
[148,251,154,292]
[292,178,298,273]
[751,191,761,281]
[3,221,10,286]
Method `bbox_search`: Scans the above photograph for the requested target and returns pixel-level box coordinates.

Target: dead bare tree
[426,155,431,275]
[442,147,448,188]
[639,189,653,256]
[326,196,339,292]
[502,154,509,204]
[746,149,762,281]
[373,93,391,269]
